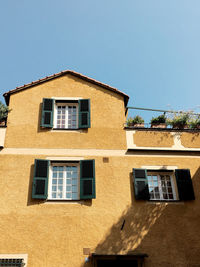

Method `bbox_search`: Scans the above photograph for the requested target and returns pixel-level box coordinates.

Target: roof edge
[3,70,129,107]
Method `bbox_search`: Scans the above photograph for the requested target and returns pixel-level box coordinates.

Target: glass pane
[72,186,77,193]
[52,179,57,184]
[59,172,63,178]
[52,193,56,198]
[168,187,172,193]
[58,186,63,191]
[58,179,63,184]
[72,179,78,185]
[155,193,160,199]
[66,193,72,198]
[72,193,78,199]
[163,194,168,199]
[66,186,71,191]
[66,179,71,185]
[53,172,57,178]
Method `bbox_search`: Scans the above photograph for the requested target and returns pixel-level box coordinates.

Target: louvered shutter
[32,159,49,199]
[41,98,54,128]
[175,169,195,200]
[133,168,150,200]
[78,99,90,128]
[80,160,95,199]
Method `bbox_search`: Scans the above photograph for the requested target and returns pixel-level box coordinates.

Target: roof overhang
[3,70,129,107]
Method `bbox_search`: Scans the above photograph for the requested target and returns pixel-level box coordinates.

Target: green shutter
[175,169,195,200]
[133,168,150,200]
[78,99,90,128]
[32,159,49,199]
[80,160,95,199]
[41,98,54,128]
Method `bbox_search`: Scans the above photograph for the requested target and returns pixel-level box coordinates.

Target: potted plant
[189,117,200,129]
[126,115,144,127]
[167,113,189,129]
[150,114,166,128]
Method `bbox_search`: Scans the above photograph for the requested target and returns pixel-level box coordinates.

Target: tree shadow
[81,167,200,267]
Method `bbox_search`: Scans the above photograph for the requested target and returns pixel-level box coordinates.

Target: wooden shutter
[41,98,54,128]
[80,160,95,199]
[175,169,195,200]
[133,168,150,200]
[32,159,49,199]
[78,99,90,128]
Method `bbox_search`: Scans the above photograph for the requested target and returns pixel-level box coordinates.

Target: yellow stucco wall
[4,74,126,149]
[0,153,200,267]
[133,131,174,147]
[181,132,200,148]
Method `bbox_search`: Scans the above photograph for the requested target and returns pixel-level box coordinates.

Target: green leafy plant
[150,114,166,125]
[167,113,189,128]
[126,115,144,126]
[0,101,9,121]
[132,115,144,124]
[189,117,200,129]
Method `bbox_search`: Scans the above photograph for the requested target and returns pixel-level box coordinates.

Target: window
[48,163,79,200]
[32,159,95,200]
[41,98,90,129]
[147,172,177,201]
[0,258,24,267]
[55,103,78,129]
[133,168,195,201]
[0,255,28,267]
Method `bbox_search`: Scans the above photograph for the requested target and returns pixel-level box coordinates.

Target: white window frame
[147,171,178,201]
[48,162,80,200]
[54,102,79,129]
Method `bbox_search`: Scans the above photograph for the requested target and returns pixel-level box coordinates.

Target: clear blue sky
[0,0,200,123]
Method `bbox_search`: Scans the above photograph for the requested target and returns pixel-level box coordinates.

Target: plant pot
[172,124,188,129]
[151,123,166,128]
[133,123,145,128]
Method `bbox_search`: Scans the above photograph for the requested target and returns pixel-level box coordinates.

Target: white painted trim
[0,254,28,266]
[52,97,83,100]
[46,157,84,161]
[141,165,178,170]
[0,148,200,158]
[126,130,137,148]
[126,130,189,150]
[128,147,200,151]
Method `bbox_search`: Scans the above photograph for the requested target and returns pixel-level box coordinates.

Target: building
[0,70,200,267]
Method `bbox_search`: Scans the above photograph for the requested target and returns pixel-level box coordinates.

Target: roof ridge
[3,69,129,106]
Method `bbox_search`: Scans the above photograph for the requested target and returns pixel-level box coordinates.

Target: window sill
[45,199,88,204]
[146,200,184,205]
[53,128,79,131]
[50,128,85,133]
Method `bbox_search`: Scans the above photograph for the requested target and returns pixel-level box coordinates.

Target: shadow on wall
[81,167,200,267]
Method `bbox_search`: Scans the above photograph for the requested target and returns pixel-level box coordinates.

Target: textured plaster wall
[4,74,126,149]
[0,153,200,267]
[133,131,174,147]
[181,132,200,148]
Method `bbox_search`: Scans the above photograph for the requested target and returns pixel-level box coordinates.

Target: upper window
[32,159,95,201]
[40,98,90,129]
[55,103,78,129]
[133,168,195,201]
